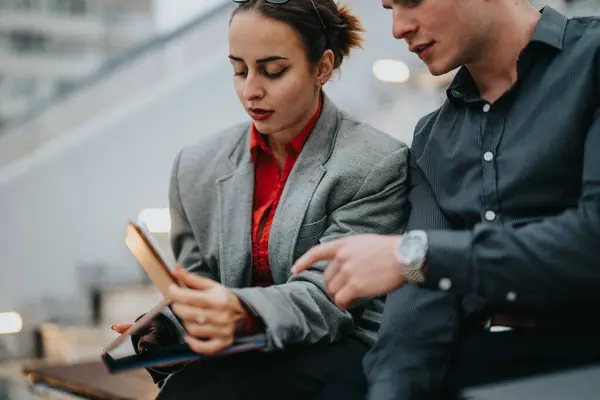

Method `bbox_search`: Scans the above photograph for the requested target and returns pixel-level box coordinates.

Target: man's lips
[409,41,435,55]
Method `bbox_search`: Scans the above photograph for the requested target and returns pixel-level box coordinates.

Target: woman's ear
[316,50,335,87]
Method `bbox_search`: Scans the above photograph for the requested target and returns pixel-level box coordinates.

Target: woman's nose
[242,74,265,101]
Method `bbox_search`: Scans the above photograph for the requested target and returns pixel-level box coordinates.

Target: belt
[469,310,600,332]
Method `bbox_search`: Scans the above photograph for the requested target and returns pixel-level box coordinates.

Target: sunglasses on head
[233,0,329,46]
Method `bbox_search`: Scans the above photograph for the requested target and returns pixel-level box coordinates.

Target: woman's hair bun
[232,0,365,70]
[331,3,364,68]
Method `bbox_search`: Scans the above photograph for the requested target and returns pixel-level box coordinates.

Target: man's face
[381,0,491,75]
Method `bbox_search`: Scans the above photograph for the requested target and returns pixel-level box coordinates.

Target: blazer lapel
[268,95,340,283]
[216,129,254,288]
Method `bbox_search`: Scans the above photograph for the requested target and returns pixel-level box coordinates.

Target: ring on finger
[196,315,207,324]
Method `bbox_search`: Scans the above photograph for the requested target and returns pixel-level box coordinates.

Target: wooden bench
[23,360,157,400]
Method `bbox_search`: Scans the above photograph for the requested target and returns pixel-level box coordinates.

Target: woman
[115,0,408,398]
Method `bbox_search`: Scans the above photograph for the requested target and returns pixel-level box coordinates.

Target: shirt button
[506,291,517,302]
[483,151,494,162]
[439,278,452,291]
[483,104,491,113]
[485,210,496,221]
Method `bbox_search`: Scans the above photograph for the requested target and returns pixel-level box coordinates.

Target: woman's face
[229,10,322,136]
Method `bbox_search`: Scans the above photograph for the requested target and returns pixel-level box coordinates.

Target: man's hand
[291,234,406,309]
[169,266,247,356]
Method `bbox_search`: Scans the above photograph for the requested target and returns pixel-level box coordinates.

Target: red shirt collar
[250,95,323,161]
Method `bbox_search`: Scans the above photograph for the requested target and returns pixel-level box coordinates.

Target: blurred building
[0,0,230,129]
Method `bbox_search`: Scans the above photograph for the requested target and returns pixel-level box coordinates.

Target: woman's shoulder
[331,113,409,168]
[176,122,250,171]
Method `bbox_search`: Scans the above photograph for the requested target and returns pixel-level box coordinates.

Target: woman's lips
[249,108,274,122]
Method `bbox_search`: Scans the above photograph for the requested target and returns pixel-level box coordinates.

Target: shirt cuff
[422,230,474,295]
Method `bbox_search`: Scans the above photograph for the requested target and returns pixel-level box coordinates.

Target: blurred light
[373,59,411,83]
[138,208,171,233]
[0,312,22,334]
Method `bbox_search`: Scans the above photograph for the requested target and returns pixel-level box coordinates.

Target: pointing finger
[291,241,341,274]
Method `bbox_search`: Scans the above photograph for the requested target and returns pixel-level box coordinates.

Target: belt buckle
[484,317,513,333]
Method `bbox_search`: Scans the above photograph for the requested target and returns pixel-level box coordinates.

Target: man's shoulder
[415,108,442,134]
[566,15,600,50]
[410,105,451,156]
[569,14,600,31]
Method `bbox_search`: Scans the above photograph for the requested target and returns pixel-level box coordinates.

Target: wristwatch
[395,230,428,284]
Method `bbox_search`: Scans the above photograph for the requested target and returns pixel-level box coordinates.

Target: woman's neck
[266,93,321,164]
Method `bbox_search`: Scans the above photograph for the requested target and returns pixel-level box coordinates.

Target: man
[292,0,600,398]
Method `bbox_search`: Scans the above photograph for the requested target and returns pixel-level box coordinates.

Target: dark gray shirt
[364,7,600,399]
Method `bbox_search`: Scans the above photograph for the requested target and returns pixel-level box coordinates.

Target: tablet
[100,221,267,374]
[124,221,180,299]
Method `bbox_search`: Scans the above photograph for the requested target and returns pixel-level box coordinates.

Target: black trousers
[156,336,368,400]
[442,328,600,399]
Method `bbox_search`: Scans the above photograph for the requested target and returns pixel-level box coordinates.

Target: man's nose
[392,15,418,40]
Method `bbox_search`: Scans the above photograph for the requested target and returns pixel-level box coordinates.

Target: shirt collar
[250,94,323,162]
[529,6,568,51]
[446,68,479,106]
[446,6,568,105]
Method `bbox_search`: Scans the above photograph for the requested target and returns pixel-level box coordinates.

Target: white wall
[0,43,244,355]
[152,0,229,34]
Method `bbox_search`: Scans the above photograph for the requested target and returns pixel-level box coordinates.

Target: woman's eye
[263,66,289,79]
[402,0,422,8]
[233,71,247,77]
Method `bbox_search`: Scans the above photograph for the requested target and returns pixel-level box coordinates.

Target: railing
[0,0,232,134]
[0,1,234,167]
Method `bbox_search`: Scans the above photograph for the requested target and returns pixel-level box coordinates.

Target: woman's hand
[169,266,248,356]
[111,314,179,354]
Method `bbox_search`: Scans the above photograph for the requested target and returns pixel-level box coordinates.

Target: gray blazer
[165,95,409,350]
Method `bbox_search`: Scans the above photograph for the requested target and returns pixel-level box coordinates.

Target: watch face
[401,235,426,265]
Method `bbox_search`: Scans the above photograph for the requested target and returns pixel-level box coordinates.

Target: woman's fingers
[169,285,222,309]
[171,303,235,341]
[184,335,233,356]
[171,303,229,326]
[173,266,215,290]
[183,321,235,340]
[111,323,132,334]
